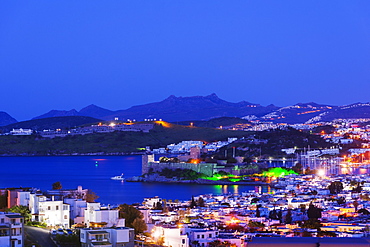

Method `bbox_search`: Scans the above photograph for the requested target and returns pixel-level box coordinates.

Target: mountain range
[2,94,370,127]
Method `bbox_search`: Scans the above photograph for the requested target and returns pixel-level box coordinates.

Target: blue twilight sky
[1,1,370,121]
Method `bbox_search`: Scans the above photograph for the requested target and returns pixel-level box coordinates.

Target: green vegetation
[26,221,47,228]
[0,122,248,155]
[7,205,31,222]
[52,181,62,190]
[158,168,205,180]
[260,167,298,177]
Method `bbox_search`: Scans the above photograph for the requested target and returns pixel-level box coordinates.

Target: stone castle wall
[142,155,215,177]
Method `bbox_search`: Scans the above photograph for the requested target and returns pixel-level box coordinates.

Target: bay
[0,155,269,205]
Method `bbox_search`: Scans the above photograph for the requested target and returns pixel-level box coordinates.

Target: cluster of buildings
[136,172,370,246]
[152,138,238,154]
[5,123,154,138]
[0,186,135,247]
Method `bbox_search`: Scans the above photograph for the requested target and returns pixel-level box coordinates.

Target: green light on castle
[261,167,297,177]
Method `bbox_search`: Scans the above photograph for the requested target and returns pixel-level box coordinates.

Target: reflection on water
[0,156,272,205]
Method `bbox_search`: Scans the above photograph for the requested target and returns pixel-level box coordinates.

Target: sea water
[0,155,270,205]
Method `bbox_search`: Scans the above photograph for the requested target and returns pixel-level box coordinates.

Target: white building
[29,194,70,228]
[84,202,120,228]
[64,198,87,224]
[0,212,24,247]
[152,225,189,247]
[9,128,33,135]
[186,228,219,247]
[143,197,163,209]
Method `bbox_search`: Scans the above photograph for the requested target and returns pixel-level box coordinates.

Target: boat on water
[111,173,124,181]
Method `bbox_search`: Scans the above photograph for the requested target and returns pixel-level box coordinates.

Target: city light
[317,169,325,177]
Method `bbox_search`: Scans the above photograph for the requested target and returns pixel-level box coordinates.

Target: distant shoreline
[0,152,146,157]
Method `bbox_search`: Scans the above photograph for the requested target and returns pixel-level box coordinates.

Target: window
[96,234,104,241]
[64,215,67,219]
[1,218,4,223]
[56,206,59,210]
[18,240,21,245]
[197,235,200,239]
[182,239,185,244]
[48,206,51,210]
[202,235,204,239]
[209,234,212,238]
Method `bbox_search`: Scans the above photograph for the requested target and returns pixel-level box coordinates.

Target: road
[25,226,57,247]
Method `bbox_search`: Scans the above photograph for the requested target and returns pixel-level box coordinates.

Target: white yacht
[111,173,124,181]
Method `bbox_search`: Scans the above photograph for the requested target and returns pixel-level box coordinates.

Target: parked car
[50,229,57,236]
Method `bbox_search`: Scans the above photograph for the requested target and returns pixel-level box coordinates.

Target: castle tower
[142,154,154,175]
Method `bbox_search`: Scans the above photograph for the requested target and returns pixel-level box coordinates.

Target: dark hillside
[1,116,101,132]
[0,122,250,155]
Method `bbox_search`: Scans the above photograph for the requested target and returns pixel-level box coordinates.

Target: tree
[301,219,321,230]
[189,196,197,208]
[154,201,163,210]
[358,208,370,215]
[269,209,278,220]
[7,205,31,222]
[197,197,205,207]
[85,189,99,203]
[277,210,283,222]
[132,218,147,234]
[52,181,62,190]
[352,182,362,193]
[317,231,337,237]
[328,181,343,194]
[285,209,292,224]
[251,198,259,204]
[292,163,303,174]
[256,204,261,217]
[119,204,147,234]
[248,220,265,230]
[307,203,322,220]
[337,197,346,205]
[209,240,231,247]
[353,200,359,212]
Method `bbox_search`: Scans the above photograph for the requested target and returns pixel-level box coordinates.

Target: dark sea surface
[0,155,269,205]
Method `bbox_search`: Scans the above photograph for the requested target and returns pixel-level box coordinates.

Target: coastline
[126,176,269,186]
